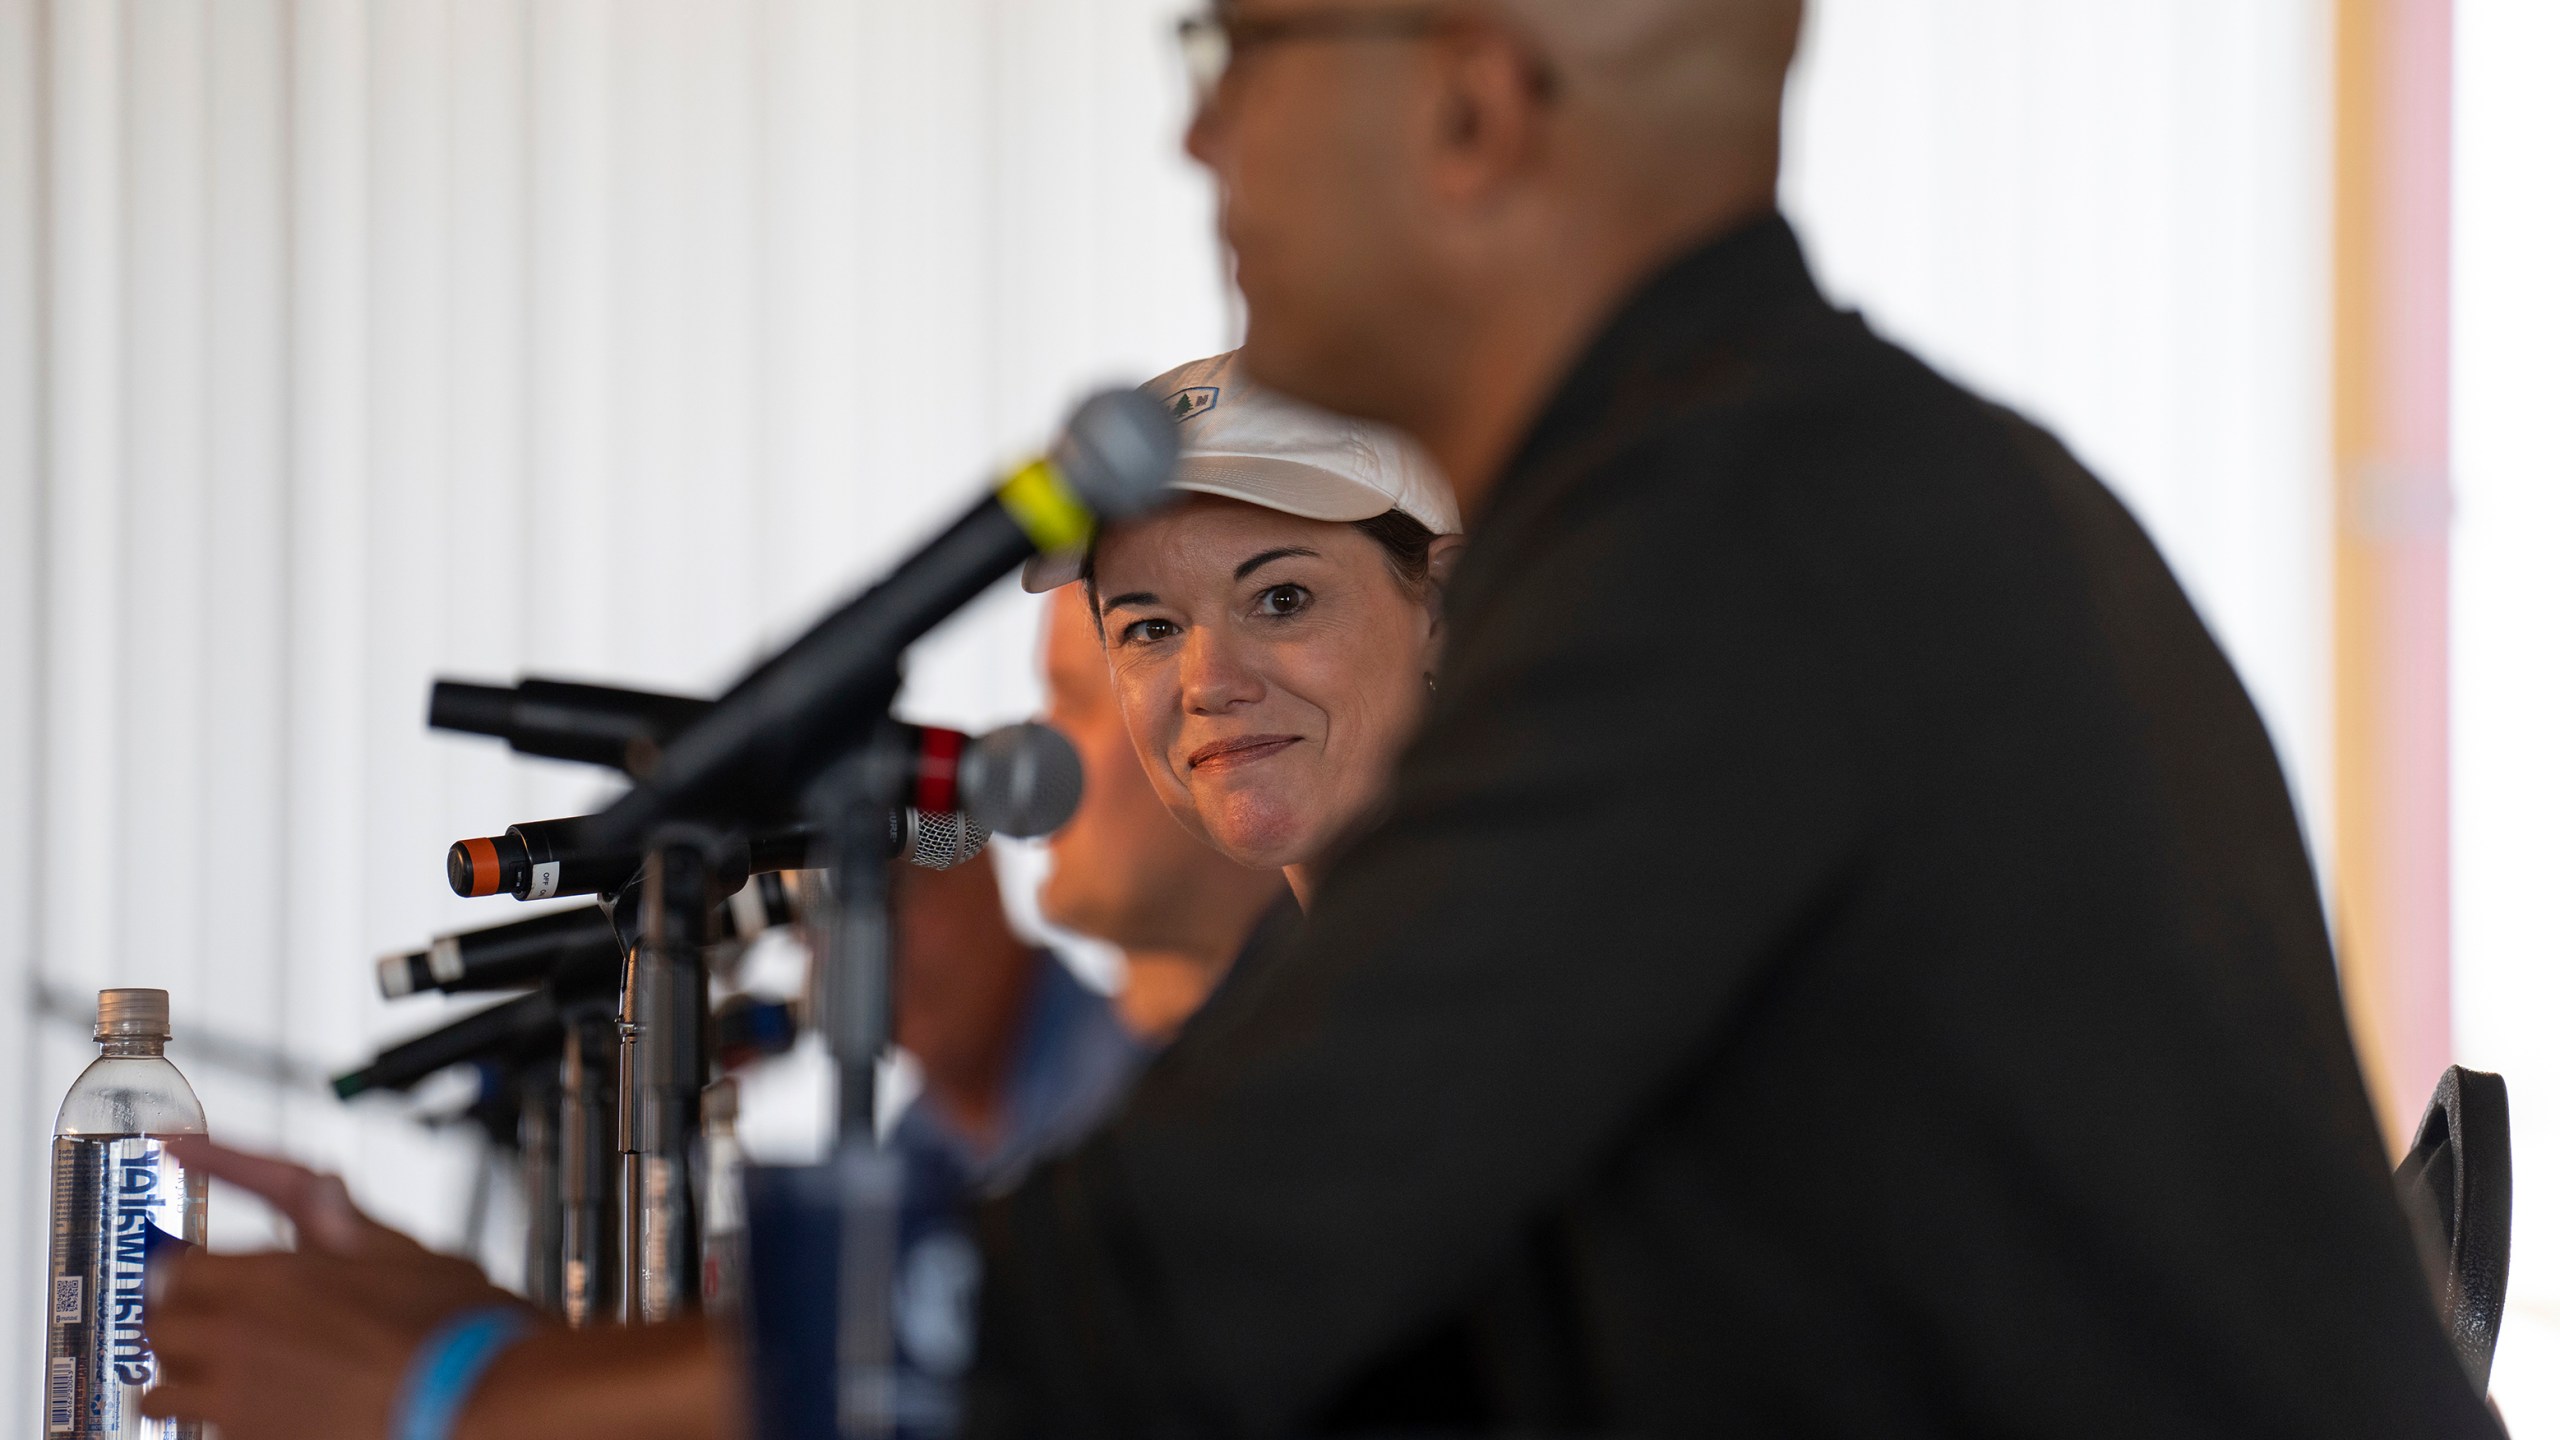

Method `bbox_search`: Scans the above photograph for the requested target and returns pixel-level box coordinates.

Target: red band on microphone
[914,726,965,814]
[458,837,503,898]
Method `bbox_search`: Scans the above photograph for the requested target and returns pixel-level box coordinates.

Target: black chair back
[2394,1065,2512,1395]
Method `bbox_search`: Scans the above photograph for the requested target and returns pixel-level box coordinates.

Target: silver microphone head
[1052,388,1180,520]
[958,722,1084,839]
[899,808,992,871]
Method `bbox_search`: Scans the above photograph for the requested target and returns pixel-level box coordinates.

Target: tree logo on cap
[1166,386,1220,423]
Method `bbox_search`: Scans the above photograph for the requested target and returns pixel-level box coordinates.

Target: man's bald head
[1187,0,1803,505]
[1494,0,1801,173]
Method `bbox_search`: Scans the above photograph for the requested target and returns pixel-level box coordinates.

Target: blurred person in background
[963,0,2504,1435]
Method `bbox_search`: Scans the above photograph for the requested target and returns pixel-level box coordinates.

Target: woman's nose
[1180,627,1263,714]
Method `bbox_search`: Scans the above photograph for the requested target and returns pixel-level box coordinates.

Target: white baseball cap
[1021,350,1458,593]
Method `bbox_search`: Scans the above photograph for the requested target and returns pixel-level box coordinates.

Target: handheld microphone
[821,718,1082,842]
[582,389,1175,850]
[447,818,815,902]
[381,874,813,1000]
[445,805,987,904]
[332,992,562,1100]
[377,904,621,998]
[427,678,712,776]
[444,719,1071,900]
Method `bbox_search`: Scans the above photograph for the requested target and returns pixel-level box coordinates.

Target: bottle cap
[94,988,171,1041]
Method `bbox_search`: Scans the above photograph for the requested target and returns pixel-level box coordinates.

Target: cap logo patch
[1166,386,1220,423]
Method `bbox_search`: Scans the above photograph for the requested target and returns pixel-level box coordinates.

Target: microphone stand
[818,778,902,1438]
[516,1054,566,1316]
[621,837,715,1323]
[561,986,624,1326]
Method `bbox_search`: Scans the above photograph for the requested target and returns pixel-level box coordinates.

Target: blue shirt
[889,951,1150,1192]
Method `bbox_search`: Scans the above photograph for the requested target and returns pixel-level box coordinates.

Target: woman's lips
[1186,734,1300,773]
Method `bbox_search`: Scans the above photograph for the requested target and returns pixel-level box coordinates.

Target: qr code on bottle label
[47,1356,74,1431]
[51,1275,79,1322]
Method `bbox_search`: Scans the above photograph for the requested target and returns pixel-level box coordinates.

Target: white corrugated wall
[0,0,2340,1425]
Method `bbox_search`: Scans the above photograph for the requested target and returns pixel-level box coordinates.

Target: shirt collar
[1493,211,1823,508]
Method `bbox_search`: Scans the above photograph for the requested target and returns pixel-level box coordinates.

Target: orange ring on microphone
[457,836,502,898]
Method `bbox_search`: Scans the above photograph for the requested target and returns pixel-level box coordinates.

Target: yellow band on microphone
[997,458,1096,554]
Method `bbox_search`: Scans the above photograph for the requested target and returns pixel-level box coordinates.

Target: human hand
[138,1140,536,1440]
[162,1136,418,1257]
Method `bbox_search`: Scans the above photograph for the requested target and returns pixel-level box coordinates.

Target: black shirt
[967,217,2497,1438]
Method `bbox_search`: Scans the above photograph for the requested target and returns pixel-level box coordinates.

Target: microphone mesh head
[1052,388,1180,520]
[959,722,1084,838]
[902,809,992,871]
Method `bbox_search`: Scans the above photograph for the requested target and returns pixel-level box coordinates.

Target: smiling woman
[1024,352,1462,903]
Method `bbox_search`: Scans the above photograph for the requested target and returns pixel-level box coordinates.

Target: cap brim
[1174,455,1399,524]
[1018,457,1407,594]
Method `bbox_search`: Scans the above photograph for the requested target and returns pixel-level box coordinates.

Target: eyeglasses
[1176,6,1447,100]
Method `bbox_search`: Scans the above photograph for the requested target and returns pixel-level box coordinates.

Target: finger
[164,1138,377,1255]
[142,1311,227,1380]
[135,1374,221,1423]
[147,1250,326,1328]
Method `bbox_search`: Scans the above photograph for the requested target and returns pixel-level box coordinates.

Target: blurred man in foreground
[964,1,2501,1435]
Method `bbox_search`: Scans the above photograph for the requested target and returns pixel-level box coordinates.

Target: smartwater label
[43,1136,201,1440]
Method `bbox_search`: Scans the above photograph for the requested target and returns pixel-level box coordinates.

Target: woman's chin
[1199,797,1324,873]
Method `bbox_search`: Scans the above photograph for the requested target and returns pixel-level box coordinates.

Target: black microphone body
[333,992,561,1099]
[428,679,711,776]
[443,716,1068,903]
[383,876,807,1000]
[584,390,1175,850]
[587,498,1025,847]
[378,904,623,998]
[449,816,813,903]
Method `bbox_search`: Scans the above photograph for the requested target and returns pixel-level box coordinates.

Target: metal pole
[517,1055,565,1317]
[560,1018,616,1327]
[621,840,712,1322]
[815,786,900,1439]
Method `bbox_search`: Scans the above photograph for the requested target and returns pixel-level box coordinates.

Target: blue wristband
[390,1305,534,1440]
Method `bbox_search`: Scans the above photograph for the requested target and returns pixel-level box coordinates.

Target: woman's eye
[1120,617,1178,646]
[1257,583,1311,617]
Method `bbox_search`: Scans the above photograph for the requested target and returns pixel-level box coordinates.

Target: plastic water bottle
[41,989,206,1440]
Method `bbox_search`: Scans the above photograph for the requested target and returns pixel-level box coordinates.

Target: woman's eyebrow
[1101,590,1160,613]
[1235,546,1319,581]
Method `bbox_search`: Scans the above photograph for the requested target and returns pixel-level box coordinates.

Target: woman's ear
[1423,534,1468,640]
